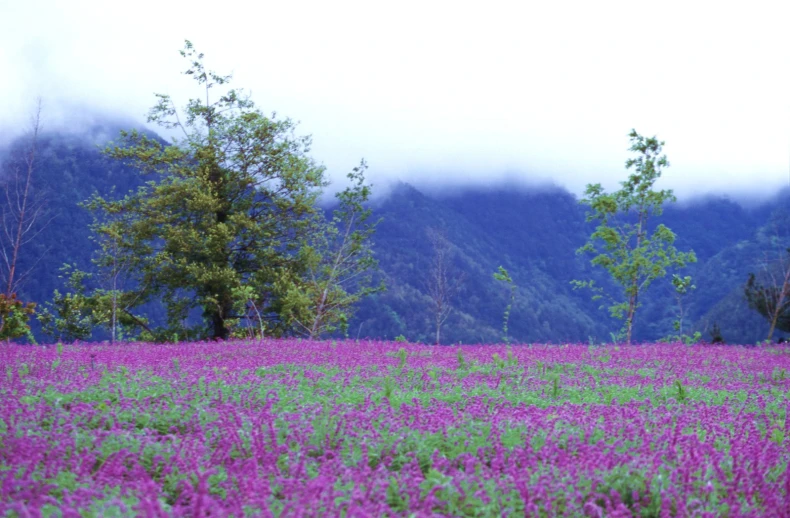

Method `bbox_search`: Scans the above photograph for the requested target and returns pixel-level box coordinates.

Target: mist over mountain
[3,125,790,344]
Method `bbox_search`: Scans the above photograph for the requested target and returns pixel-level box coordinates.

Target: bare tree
[0,99,50,297]
[425,227,465,345]
[745,247,790,341]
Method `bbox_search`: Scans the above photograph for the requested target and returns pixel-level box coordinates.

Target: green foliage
[573,130,696,344]
[37,264,147,343]
[85,41,332,340]
[396,348,407,369]
[37,265,94,342]
[493,266,516,344]
[551,375,561,399]
[674,379,687,403]
[660,274,702,344]
[278,162,383,338]
[229,285,265,340]
[0,292,36,342]
[457,349,467,370]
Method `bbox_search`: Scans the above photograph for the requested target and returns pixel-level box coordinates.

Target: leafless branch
[424,227,466,345]
[0,98,50,297]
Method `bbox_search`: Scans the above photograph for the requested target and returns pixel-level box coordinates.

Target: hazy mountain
[349,182,790,344]
[3,127,789,344]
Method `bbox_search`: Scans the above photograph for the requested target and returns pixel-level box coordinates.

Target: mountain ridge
[2,126,789,344]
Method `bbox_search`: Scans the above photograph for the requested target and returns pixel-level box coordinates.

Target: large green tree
[86,41,342,340]
[573,130,696,344]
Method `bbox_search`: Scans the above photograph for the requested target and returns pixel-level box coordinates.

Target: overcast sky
[2,0,789,199]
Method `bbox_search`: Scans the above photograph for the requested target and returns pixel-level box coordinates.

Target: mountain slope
[3,127,789,344]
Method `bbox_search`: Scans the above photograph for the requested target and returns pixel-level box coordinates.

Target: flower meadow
[1,340,790,517]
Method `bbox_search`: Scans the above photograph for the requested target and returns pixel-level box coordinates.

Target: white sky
[2,0,789,198]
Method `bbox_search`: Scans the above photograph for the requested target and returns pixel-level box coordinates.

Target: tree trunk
[768,314,778,342]
[626,314,633,345]
[435,318,441,345]
[4,101,42,297]
[626,292,638,345]
[212,311,229,340]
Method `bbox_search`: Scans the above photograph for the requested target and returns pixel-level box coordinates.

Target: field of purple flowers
[1,340,789,517]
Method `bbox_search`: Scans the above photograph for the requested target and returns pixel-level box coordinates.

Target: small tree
[661,274,701,344]
[0,293,35,342]
[1,99,50,297]
[279,162,383,338]
[424,227,465,345]
[37,264,152,343]
[494,266,516,344]
[37,265,94,343]
[573,130,696,344]
[0,100,50,340]
[86,193,139,343]
[744,247,790,341]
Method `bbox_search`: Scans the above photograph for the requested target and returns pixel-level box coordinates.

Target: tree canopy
[84,41,376,341]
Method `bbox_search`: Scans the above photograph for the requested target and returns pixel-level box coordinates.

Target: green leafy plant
[36,265,94,342]
[37,264,148,342]
[382,376,396,402]
[0,293,36,342]
[457,350,468,370]
[506,347,517,366]
[674,380,687,403]
[551,375,561,399]
[660,274,702,345]
[573,130,696,344]
[396,348,407,370]
[493,266,516,344]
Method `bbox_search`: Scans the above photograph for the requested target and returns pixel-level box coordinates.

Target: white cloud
[2,0,789,198]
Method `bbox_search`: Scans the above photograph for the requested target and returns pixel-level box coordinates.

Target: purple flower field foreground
[2,340,790,517]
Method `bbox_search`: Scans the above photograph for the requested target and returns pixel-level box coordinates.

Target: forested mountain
[2,127,789,344]
[0,125,151,337]
[350,184,790,344]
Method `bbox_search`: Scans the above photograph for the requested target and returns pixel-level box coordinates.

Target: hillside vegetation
[2,128,789,344]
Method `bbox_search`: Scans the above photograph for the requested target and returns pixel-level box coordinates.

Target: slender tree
[0,99,50,341]
[494,266,516,344]
[424,227,465,345]
[671,274,695,337]
[85,195,142,343]
[573,130,696,344]
[86,41,330,340]
[0,99,49,296]
[279,162,383,338]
